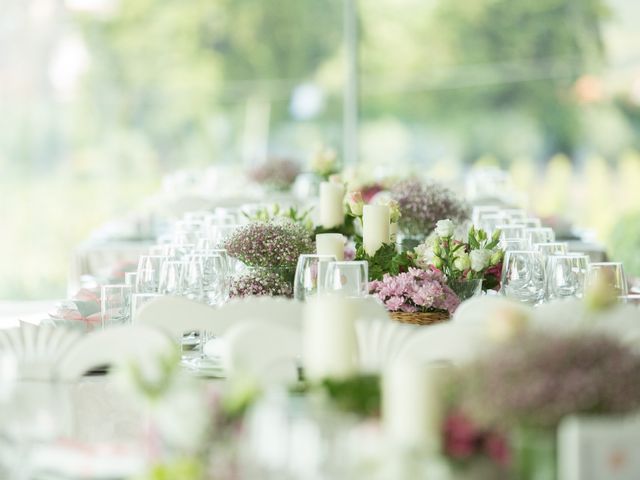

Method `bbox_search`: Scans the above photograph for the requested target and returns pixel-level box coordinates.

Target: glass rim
[298,254,338,260]
[327,260,368,266]
[101,283,132,289]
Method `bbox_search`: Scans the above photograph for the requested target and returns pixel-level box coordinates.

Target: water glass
[545,254,589,300]
[497,224,526,241]
[479,213,507,234]
[158,260,185,295]
[500,238,529,251]
[533,242,568,256]
[124,272,138,292]
[293,254,337,301]
[502,209,526,223]
[208,224,241,248]
[101,284,133,328]
[521,217,542,228]
[136,255,165,293]
[472,206,501,226]
[587,262,628,296]
[500,251,546,305]
[324,261,369,298]
[182,253,229,305]
[525,227,555,245]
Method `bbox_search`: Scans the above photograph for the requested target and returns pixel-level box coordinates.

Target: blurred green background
[1,0,640,299]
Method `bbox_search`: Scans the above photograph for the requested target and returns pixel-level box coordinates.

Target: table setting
[1,163,639,480]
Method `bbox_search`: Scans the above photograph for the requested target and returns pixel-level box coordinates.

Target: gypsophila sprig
[391,180,470,237]
[229,269,294,298]
[462,333,640,429]
[223,221,314,270]
[369,267,460,314]
[247,158,301,191]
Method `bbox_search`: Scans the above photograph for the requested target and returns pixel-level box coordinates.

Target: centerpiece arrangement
[223,220,314,298]
[391,179,470,250]
[415,219,504,299]
[247,157,301,192]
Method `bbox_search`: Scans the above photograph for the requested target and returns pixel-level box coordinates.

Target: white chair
[356,318,419,373]
[134,295,304,337]
[56,324,175,381]
[397,322,487,365]
[222,321,301,386]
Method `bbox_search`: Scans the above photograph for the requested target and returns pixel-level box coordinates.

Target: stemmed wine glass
[500,251,546,305]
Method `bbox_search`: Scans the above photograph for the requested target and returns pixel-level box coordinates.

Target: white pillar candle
[319,182,345,229]
[363,204,390,256]
[316,233,345,261]
[303,294,358,381]
[383,360,445,452]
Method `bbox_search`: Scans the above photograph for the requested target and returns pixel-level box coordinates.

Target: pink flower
[385,296,405,311]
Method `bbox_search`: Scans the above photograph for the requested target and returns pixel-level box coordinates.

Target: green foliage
[355,237,416,281]
[136,458,204,480]
[313,214,357,238]
[608,211,640,277]
[244,204,314,232]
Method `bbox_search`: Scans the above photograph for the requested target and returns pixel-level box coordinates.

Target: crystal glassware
[587,262,628,296]
[525,227,555,245]
[101,284,133,328]
[324,261,369,298]
[497,224,526,241]
[158,260,185,296]
[293,254,337,301]
[136,255,165,293]
[533,242,568,256]
[545,254,589,301]
[500,251,546,305]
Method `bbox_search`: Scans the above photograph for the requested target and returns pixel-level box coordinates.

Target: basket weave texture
[389,310,450,326]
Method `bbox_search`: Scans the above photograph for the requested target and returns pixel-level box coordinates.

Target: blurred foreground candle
[303,294,357,380]
[316,233,345,261]
[363,205,390,256]
[383,360,444,452]
[319,182,345,228]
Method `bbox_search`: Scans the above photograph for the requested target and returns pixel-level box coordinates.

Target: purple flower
[229,269,293,298]
[391,180,469,237]
[369,266,460,314]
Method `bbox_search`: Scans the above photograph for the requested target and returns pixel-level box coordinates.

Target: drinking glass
[182,253,229,305]
[501,238,529,251]
[545,254,589,300]
[324,261,369,298]
[101,284,133,328]
[294,254,337,301]
[502,209,526,224]
[131,293,162,321]
[525,227,555,245]
[480,213,507,234]
[158,260,185,295]
[209,224,241,248]
[521,217,542,228]
[472,206,501,227]
[587,262,628,296]
[497,224,526,240]
[533,242,568,256]
[500,251,546,305]
[136,255,165,293]
[124,272,138,292]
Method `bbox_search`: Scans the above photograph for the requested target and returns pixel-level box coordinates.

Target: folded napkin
[49,288,102,332]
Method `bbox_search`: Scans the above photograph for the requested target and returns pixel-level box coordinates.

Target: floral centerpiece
[310,146,340,180]
[391,179,470,249]
[415,219,504,297]
[369,267,460,324]
[247,158,301,191]
[223,220,314,298]
[456,332,640,480]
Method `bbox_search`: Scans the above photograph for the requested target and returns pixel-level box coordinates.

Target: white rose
[470,249,492,272]
[454,252,471,271]
[414,242,435,268]
[435,219,455,238]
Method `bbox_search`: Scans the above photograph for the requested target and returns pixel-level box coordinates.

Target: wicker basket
[389,310,450,326]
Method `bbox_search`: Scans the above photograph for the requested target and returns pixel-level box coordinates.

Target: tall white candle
[363,204,390,256]
[316,233,345,261]
[303,294,358,381]
[319,182,345,229]
[383,360,445,452]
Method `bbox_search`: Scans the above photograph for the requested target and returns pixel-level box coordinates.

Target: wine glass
[183,253,230,305]
[497,224,526,241]
[587,262,628,296]
[533,242,568,256]
[500,238,529,251]
[324,261,369,298]
[136,255,165,293]
[500,251,546,305]
[525,227,555,245]
[158,260,185,295]
[545,254,589,301]
[521,218,542,228]
[293,254,337,301]
[101,284,133,328]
